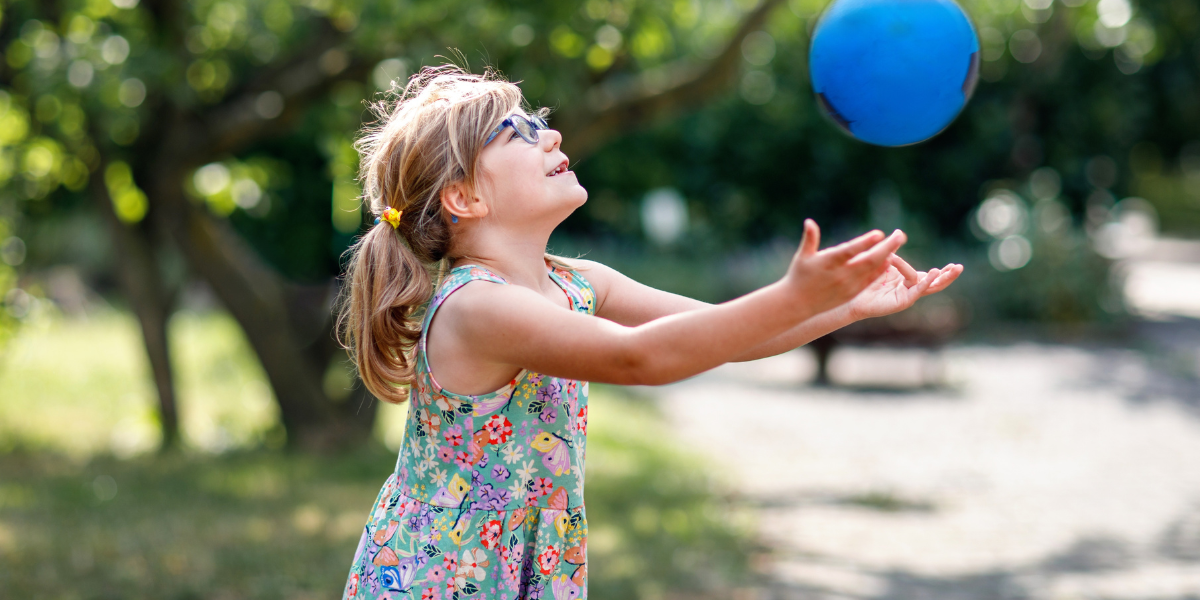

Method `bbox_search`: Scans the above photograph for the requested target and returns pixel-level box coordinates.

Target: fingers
[923,263,963,295]
[848,229,908,271]
[798,219,821,258]
[914,267,940,296]
[888,254,920,285]
[828,229,885,261]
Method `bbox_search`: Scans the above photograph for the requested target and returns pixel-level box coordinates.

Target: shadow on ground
[0,388,756,600]
[760,508,1200,600]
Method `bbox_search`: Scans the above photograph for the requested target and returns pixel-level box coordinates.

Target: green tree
[2,0,1197,448]
[0,0,784,448]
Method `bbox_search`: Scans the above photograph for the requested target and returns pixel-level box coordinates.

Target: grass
[0,310,754,599]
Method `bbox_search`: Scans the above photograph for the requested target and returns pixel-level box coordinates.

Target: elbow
[612,336,674,386]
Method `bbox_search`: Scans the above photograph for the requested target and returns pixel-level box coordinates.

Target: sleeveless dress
[343,263,597,600]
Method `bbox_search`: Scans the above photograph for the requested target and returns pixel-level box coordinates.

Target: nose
[541,129,562,152]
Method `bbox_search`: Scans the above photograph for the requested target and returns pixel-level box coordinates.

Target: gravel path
[652,342,1200,600]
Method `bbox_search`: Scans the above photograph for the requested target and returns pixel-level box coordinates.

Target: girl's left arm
[574,256,962,362]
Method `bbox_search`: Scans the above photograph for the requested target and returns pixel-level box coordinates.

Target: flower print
[482,415,514,444]
[454,451,474,468]
[420,409,442,438]
[375,479,396,514]
[565,380,577,395]
[477,452,489,470]
[427,565,446,582]
[515,460,537,483]
[421,587,439,600]
[474,482,494,502]
[456,548,489,589]
[539,404,557,424]
[536,477,554,497]
[501,443,524,464]
[482,487,511,510]
[443,553,458,573]
[418,456,436,476]
[576,407,588,434]
[480,519,503,549]
[537,545,561,575]
[437,445,454,462]
[537,383,563,407]
[492,465,511,481]
[528,374,545,387]
[408,505,434,533]
[508,476,527,497]
[431,467,448,487]
[504,559,521,581]
[367,568,381,595]
[443,425,464,447]
[345,573,360,597]
[435,393,462,415]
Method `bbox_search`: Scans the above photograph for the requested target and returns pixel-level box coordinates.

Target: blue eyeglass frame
[483,114,549,147]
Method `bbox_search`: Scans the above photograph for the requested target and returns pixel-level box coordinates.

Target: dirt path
[652,343,1200,600]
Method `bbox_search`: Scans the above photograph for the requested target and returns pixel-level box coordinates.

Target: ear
[440,181,489,222]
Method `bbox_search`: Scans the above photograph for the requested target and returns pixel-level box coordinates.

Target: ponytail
[339,225,435,403]
[337,65,522,403]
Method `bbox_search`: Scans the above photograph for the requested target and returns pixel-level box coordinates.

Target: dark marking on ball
[816,92,853,131]
[962,50,980,98]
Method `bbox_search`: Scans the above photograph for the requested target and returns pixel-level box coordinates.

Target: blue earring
[451,215,458,223]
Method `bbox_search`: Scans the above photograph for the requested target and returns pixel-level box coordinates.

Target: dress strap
[548,265,598,316]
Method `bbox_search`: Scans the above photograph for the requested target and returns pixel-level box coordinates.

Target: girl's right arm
[447,220,906,386]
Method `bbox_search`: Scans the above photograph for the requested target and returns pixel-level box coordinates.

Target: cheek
[491,154,544,194]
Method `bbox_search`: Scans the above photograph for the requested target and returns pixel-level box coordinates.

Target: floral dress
[343,263,597,600]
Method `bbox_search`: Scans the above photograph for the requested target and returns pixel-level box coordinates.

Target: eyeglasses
[483,114,549,147]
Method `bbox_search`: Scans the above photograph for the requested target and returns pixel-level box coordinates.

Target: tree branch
[560,0,789,159]
[198,23,375,158]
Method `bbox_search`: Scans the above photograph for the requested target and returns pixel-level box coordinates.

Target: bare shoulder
[435,279,545,329]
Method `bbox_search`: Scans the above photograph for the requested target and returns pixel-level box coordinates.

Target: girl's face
[475,113,587,230]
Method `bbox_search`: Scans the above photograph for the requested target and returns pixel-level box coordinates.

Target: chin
[570,185,588,206]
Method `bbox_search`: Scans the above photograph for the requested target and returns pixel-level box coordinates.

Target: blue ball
[809,0,980,147]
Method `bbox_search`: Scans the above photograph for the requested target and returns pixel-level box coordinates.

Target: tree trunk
[91,169,181,450]
[145,144,372,450]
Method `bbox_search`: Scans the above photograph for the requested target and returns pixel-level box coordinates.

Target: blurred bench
[809,296,963,387]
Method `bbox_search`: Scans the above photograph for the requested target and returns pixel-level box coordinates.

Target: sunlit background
[2,0,1200,597]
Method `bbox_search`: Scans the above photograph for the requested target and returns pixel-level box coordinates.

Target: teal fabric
[343,263,596,600]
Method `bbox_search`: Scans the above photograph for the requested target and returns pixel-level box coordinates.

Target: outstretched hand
[782,220,908,319]
[845,254,963,321]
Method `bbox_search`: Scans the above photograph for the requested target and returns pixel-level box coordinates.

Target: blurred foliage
[0,311,752,599]
[0,0,1195,332]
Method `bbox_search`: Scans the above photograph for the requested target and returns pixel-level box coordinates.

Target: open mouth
[547,160,569,177]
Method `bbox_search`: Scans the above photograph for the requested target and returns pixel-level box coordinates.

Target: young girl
[338,66,961,600]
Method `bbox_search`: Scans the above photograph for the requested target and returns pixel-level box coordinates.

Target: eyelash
[510,131,520,140]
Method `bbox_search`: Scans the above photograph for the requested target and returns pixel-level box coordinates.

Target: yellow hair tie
[377,207,402,229]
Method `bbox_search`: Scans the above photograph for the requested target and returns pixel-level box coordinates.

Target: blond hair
[338,65,550,404]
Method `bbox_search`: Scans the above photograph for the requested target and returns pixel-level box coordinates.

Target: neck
[450,224,556,290]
